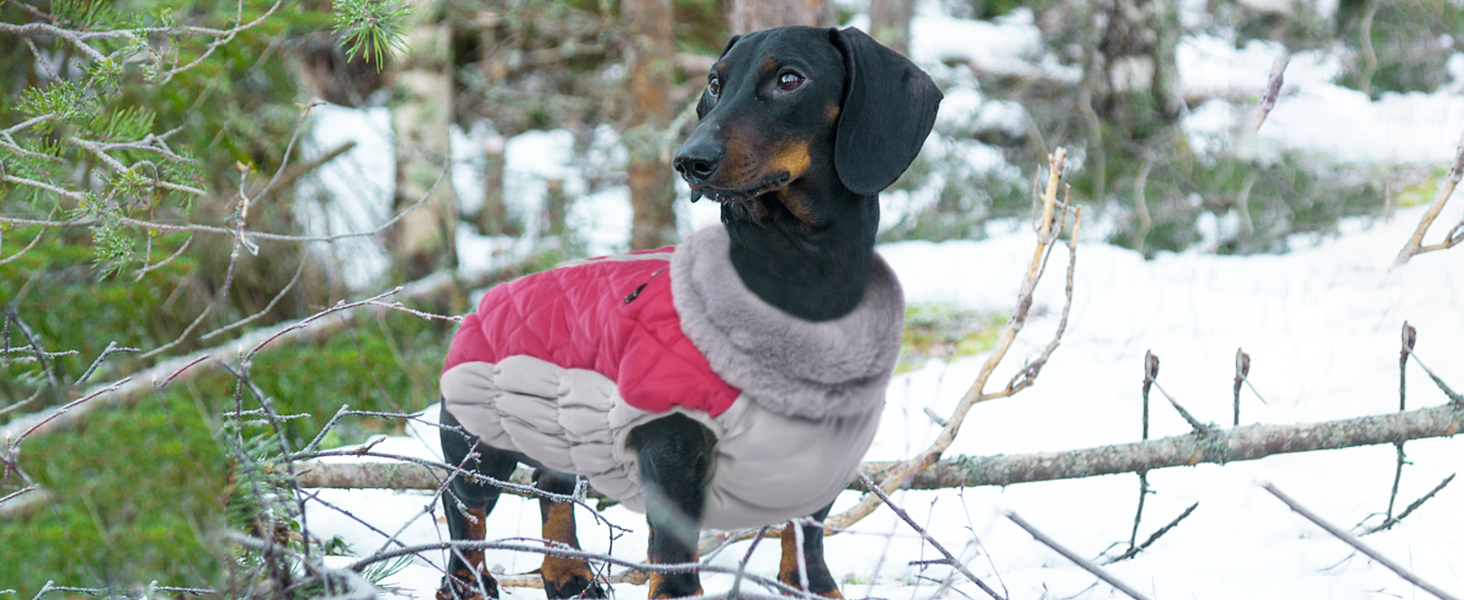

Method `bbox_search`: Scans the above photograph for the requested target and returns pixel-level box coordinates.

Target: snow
[294,103,395,290]
[297,5,1464,599]
[309,200,1464,599]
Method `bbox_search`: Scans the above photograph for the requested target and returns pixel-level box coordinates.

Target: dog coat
[440,225,904,529]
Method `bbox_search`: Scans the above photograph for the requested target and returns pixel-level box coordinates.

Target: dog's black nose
[673,144,721,184]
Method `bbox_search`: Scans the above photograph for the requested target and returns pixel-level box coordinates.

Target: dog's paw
[437,568,500,600]
[646,572,703,599]
[543,573,606,599]
[541,555,606,599]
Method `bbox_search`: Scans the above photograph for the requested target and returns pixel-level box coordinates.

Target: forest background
[2,0,1463,597]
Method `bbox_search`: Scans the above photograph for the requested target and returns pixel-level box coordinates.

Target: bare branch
[1363,473,1456,535]
[1004,511,1151,600]
[0,216,51,267]
[827,149,1080,531]
[857,473,1005,600]
[1253,54,1289,131]
[1395,128,1464,265]
[1151,381,1213,435]
[1262,483,1461,600]
[1104,502,1198,564]
[294,403,1464,493]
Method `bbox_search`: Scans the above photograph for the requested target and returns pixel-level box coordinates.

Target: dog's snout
[673,140,722,184]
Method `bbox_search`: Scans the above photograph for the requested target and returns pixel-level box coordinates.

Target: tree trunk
[622,0,678,250]
[727,0,835,34]
[869,0,914,55]
[1088,0,1183,140]
[390,0,457,279]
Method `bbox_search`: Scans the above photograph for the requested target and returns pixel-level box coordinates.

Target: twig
[1151,381,1213,435]
[5,378,130,451]
[1142,351,1157,439]
[198,254,309,341]
[1233,348,1250,426]
[74,341,140,386]
[827,149,1080,531]
[1104,502,1199,564]
[0,218,50,267]
[1395,128,1464,265]
[1364,473,1456,535]
[1004,511,1151,600]
[342,539,825,600]
[3,311,62,403]
[1124,472,1150,558]
[857,473,1005,600]
[1261,482,1460,600]
[728,526,770,600]
[0,150,449,247]
[1382,323,1416,526]
[1411,353,1464,405]
[1253,54,1289,130]
[0,253,546,444]
[133,234,194,282]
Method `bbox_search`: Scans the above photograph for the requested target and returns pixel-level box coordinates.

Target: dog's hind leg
[532,468,607,598]
[438,404,518,600]
[778,502,843,598]
[630,414,716,599]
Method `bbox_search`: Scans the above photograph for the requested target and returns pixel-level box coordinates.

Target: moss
[896,304,1007,374]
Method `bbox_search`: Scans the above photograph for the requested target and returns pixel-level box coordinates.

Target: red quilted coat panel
[443,248,742,417]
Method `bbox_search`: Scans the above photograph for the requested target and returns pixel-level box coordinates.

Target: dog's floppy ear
[697,34,742,119]
[829,27,942,195]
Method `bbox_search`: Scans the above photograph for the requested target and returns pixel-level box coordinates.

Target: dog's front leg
[778,502,843,598]
[533,468,607,598]
[438,405,519,600]
[629,414,716,599]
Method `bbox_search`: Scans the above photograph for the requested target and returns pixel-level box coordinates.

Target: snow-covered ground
[309,199,1464,599]
[298,2,1464,598]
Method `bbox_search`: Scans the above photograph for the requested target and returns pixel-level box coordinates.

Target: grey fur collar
[671,226,905,420]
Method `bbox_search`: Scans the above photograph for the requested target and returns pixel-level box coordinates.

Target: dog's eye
[777,72,804,91]
[708,76,721,97]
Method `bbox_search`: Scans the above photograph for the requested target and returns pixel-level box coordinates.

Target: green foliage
[1092,145,1388,257]
[17,80,99,128]
[241,312,455,448]
[50,0,127,29]
[0,306,456,595]
[879,149,1030,244]
[333,0,414,70]
[1335,0,1464,98]
[0,392,230,595]
[0,228,196,403]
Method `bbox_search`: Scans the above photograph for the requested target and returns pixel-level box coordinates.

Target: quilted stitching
[443,248,740,417]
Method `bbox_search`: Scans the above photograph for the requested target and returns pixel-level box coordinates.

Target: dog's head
[673,26,942,225]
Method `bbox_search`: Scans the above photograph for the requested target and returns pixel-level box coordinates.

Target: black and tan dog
[437,26,940,600]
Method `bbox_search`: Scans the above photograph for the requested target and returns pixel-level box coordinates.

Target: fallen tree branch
[0,253,550,444]
[290,401,1463,494]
